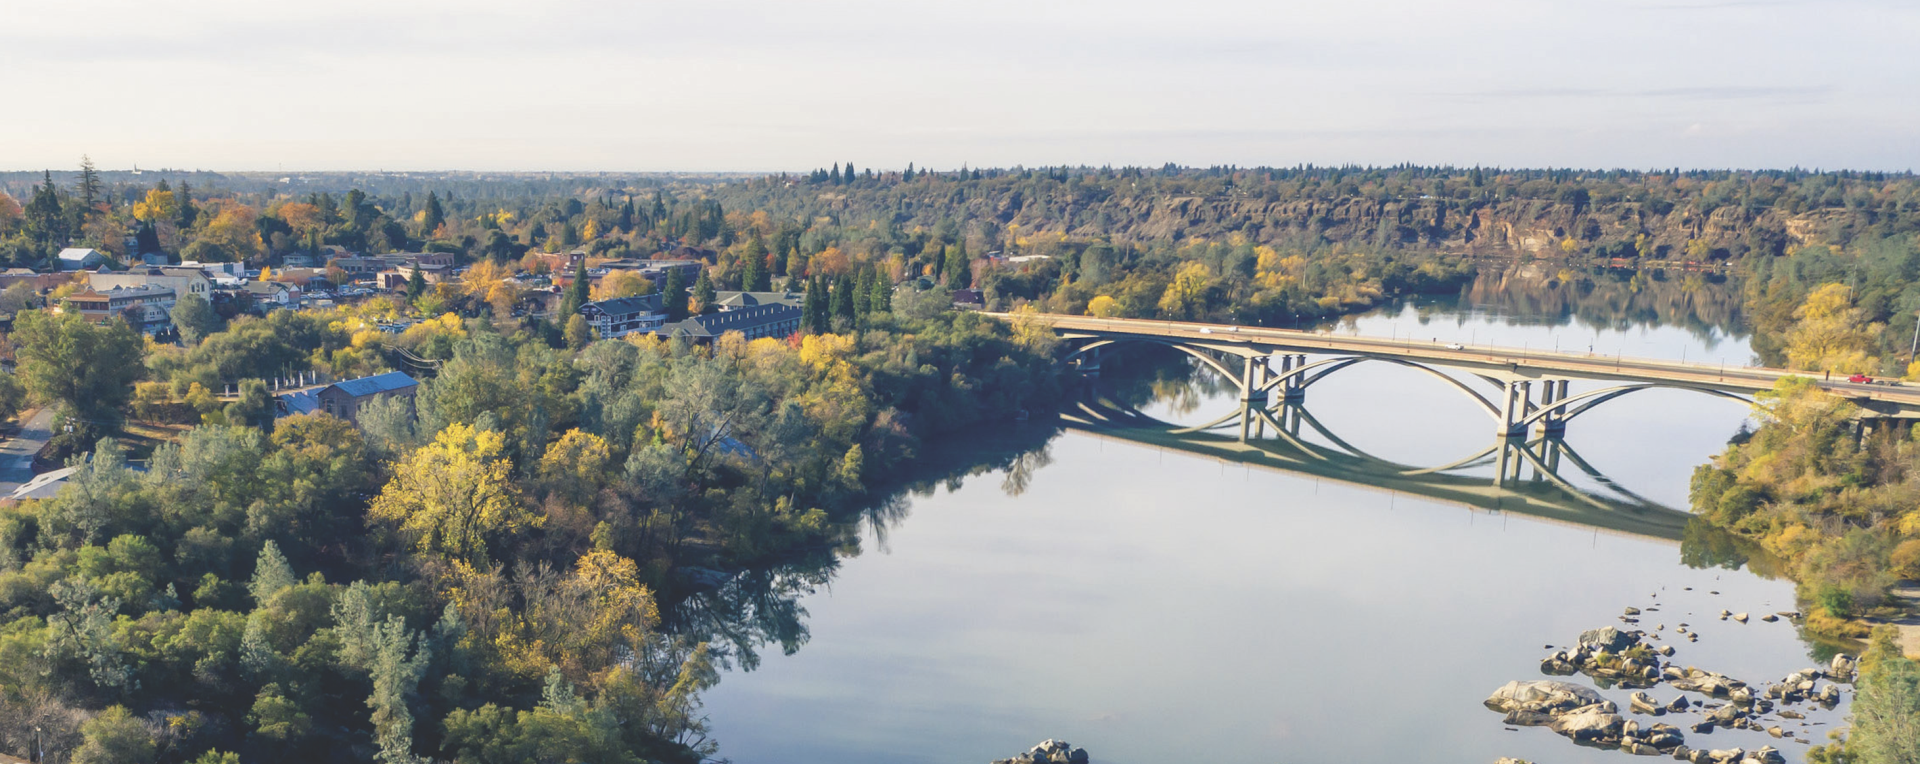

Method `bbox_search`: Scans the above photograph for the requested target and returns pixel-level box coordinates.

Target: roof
[10,467,77,501]
[715,291,804,310]
[582,294,665,316]
[663,304,802,338]
[57,248,101,261]
[276,389,322,416]
[326,371,418,398]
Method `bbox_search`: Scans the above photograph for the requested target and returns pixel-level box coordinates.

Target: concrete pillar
[1535,379,1568,437]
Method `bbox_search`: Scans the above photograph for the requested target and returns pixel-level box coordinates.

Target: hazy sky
[4,0,1916,172]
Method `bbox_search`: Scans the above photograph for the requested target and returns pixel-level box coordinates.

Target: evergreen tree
[691,268,716,315]
[903,163,915,182]
[830,163,842,185]
[25,171,66,248]
[134,220,161,255]
[830,274,855,324]
[249,541,296,606]
[803,276,828,334]
[869,269,892,313]
[406,267,427,302]
[176,181,199,229]
[76,155,101,214]
[618,195,635,232]
[561,261,589,316]
[422,191,445,236]
[651,192,667,226]
[663,267,688,321]
[853,268,874,317]
[945,242,972,289]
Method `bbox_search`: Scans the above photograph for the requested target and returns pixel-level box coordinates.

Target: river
[691,268,1851,763]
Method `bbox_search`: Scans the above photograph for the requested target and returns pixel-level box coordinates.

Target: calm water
[696,273,1850,763]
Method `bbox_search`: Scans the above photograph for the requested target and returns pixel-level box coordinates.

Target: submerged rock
[1485,680,1606,714]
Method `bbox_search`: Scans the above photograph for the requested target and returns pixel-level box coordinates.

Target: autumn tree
[369,423,531,562]
[1784,283,1880,373]
[12,309,144,433]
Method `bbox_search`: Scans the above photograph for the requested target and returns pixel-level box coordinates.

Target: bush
[1891,538,1920,580]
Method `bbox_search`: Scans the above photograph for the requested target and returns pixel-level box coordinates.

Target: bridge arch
[1258,355,1503,418]
[1061,337,1245,384]
[1517,383,1752,430]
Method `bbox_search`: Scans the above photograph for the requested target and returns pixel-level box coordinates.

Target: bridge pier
[1534,379,1569,437]
[1497,380,1531,438]
[1275,353,1307,402]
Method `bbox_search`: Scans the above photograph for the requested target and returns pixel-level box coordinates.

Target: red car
[1848,373,1872,383]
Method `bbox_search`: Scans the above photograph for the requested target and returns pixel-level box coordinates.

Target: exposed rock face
[992,740,1088,764]
[1579,626,1637,653]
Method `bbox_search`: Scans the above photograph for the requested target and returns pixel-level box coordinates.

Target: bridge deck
[992,313,1920,415]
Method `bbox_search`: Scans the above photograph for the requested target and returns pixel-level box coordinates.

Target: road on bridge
[991,313,1920,415]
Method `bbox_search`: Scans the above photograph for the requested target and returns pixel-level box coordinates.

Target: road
[0,408,54,497]
[991,313,1920,415]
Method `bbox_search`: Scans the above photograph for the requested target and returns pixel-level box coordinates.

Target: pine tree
[691,268,716,315]
[176,181,199,229]
[663,267,688,320]
[561,260,589,316]
[804,276,828,334]
[406,267,427,301]
[25,171,66,248]
[422,191,445,236]
[76,155,101,214]
[618,195,635,232]
[853,268,874,317]
[249,541,296,606]
[945,241,971,289]
[831,274,855,325]
[739,250,763,294]
[831,163,842,185]
[869,269,892,313]
[903,163,915,182]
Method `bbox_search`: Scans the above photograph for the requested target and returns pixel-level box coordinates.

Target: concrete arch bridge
[993,313,1920,439]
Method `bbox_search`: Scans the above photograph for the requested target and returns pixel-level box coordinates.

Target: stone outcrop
[992,740,1088,764]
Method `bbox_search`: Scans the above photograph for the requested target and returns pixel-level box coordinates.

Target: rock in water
[1578,626,1638,653]
[1485,680,1607,714]
[1548,706,1624,742]
[1493,759,1534,764]
[991,740,1088,764]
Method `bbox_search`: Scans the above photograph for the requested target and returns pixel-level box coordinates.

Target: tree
[868,270,892,313]
[170,293,222,345]
[1851,626,1920,764]
[944,242,972,289]
[406,266,427,302]
[368,423,530,563]
[176,181,199,230]
[803,276,828,334]
[76,156,102,215]
[26,171,67,247]
[249,540,296,606]
[70,706,153,764]
[1157,261,1212,319]
[0,281,39,314]
[1784,283,1880,373]
[224,379,275,431]
[561,261,589,317]
[421,191,445,236]
[691,269,716,315]
[12,309,144,432]
[563,314,592,351]
[1087,294,1121,317]
[663,268,688,321]
[831,274,855,325]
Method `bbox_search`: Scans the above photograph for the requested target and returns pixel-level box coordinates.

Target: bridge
[992,313,1920,439]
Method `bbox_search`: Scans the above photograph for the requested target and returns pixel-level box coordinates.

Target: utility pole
[1908,310,1920,365]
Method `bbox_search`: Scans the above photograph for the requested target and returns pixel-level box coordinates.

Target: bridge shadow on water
[1062,389,1699,543]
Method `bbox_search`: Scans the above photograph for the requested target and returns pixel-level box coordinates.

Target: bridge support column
[1279,354,1306,402]
[1534,379,1568,437]
[1238,356,1270,442]
[1497,380,1531,439]
[1075,345,1103,376]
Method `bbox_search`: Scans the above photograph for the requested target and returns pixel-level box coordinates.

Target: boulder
[1753,746,1786,764]
[1830,654,1855,678]
[1549,706,1623,741]
[1485,680,1606,714]
[1580,626,1639,653]
[1667,696,1691,713]
[1631,691,1663,715]
[1626,606,1643,615]
[993,740,1087,764]
[1504,710,1555,727]
[1494,759,1534,764]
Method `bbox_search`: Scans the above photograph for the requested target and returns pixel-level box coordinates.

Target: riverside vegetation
[0,304,1060,763]
[2,163,1920,760]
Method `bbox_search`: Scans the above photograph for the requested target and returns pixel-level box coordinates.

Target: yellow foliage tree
[462,260,523,318]
[369,423,532,562]
[201,203,263,260]
[1783,283,1881,374]
[537,429,612,505]
[1157,262,1212,319]
[592,271,653,301]
[132,189,178,223]
[1087,294,1121,317]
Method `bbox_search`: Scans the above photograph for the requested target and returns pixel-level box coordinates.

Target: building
[89,266,212,301]
[244,280,298,307]
[378,263,454,291]
[605,259,703,284]
[8,467,76,501]
[63,284,176,332]
[312,371,418,425]
[712,290,804,311]
[55,248,106,271]
[327,256,390,276]
[659,304,802,342]
[0,269,81,293]
[579,294,669,338]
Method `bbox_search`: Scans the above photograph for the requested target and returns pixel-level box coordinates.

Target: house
[0,268,80,293]
[312,371,418,425]
[244,280,298,307]
[951,288,985,309]
[605,259,703,284]
[56,248,106,270]
[579,294,669,338]
[327,256,390,276]
[89,266,212,301]
[712,290,804,311]
[63,285,176,333]
[659,304,802,342]
[378,263,454,291]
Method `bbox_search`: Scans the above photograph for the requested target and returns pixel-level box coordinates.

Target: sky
[3,0,1917,172]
